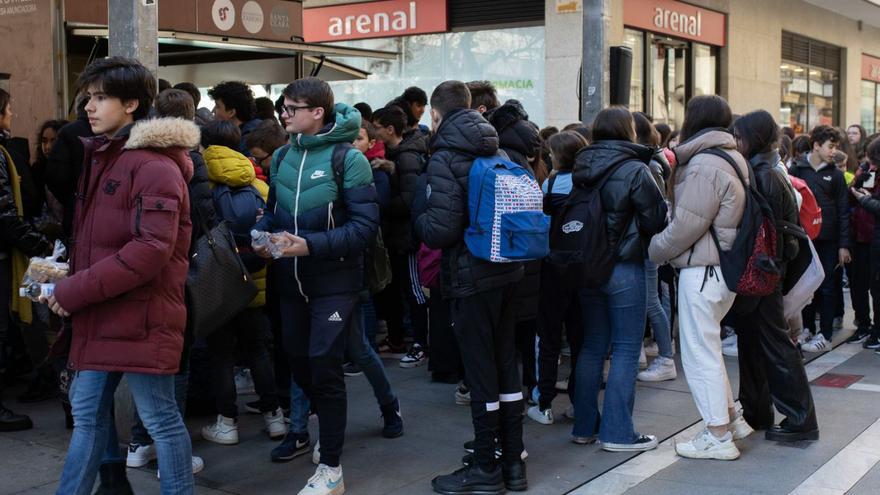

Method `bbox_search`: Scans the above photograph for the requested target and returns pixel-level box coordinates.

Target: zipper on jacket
[293,150,309,301]
[135,195,143,236]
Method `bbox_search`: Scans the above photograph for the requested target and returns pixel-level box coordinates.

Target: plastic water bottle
[251,230,284,259]
[19,283,55,302]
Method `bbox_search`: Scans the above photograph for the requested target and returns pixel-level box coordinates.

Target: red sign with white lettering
[302,0,447,43]
[623,0,726,47]
[863,54,880,84]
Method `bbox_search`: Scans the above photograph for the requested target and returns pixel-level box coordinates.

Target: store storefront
[861,53,880,134]
[302,0,546,125]
[779,32,841,133]
[620,0,725,129]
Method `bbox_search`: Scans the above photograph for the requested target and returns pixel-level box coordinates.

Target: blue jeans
[362,298,379,352]
[57,371,193,495]
[347,304,396,408]
[646,260,673,359]
[289,380,310,436]
[573,261,647,444]
[131,371,189,446]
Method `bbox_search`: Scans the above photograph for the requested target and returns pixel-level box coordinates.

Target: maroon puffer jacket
[54,117,197,374]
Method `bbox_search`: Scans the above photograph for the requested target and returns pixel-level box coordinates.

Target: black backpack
[546,160,628,289]
[699,148,782,296]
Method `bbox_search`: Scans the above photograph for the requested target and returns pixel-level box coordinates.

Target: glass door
[649,35,688,129]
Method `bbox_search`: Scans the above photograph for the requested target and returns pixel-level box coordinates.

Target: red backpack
[788,175,822,240]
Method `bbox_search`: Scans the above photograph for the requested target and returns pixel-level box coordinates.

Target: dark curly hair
[208,81,256,122]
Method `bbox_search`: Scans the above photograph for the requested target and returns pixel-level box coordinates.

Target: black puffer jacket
[486,100,542,321]
[750,151,799,264]
[385,128,428,253]
[0,136,50,257]
[789,153,850,247]
[572,140,667,262]
[46,112,93,242]
[187,150,217,253]
[414,109,523,298]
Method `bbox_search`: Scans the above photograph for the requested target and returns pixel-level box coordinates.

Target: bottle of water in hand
[251,230,284,259]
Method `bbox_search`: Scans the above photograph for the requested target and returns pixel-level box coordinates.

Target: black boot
[94,462,134,495]
[380,398,404,438]
[765,419,820,443]
[431,464,505,495]
[0,398,33,432]
[502,459,528,492]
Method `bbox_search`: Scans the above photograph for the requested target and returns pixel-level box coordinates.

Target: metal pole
[108,0,159,75]
[581,0,609,125]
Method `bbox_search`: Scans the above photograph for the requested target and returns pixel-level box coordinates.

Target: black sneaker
[864,334,880,349]
[847,328,871,344]
[502,460,528,492]
[270,431,310,462]
[380,398,403,438]
[343,362,363,377]
[431,464,505,495]
[0,401,33,432]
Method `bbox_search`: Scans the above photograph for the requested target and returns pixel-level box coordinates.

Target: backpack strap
[699,148,751,190]
[547,173,557,195]
[330,142,354,196]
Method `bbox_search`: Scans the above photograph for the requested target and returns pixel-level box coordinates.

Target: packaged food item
[20,240,68,301]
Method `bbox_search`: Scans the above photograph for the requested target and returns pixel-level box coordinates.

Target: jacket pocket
[93,286,150,341]
[134,194,180,240]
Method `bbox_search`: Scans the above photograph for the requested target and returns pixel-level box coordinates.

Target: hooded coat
[572,140,668,262]
[255,103,379,299]
[648,129,749,268]
[53,118,197,374]
[414,108,523,298]
[384,128,428,253]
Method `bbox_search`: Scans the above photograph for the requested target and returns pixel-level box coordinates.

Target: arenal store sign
[303,0,448,43]
[624,0,726,46]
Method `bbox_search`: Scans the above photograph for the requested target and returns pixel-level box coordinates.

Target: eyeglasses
[281,104,316,116]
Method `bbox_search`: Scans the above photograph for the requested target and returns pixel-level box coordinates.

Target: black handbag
[186,206,257,338]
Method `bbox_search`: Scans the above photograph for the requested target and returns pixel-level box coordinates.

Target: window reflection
[780,62,837,133]
[623,29,644,113]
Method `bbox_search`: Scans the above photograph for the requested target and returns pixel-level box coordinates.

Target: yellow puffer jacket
[203,145,270,307]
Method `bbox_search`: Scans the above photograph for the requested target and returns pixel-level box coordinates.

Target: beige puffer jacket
[648,129,749,268]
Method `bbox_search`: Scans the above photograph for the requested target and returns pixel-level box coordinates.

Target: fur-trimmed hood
[124,117,201,151]
[371,157,395,175]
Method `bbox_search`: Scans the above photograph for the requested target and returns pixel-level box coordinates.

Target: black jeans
[452,283,522,469]
[427,294,462,380]
[280,292,357,468]
[849,242,880,329]
[535,267,583,410]
[733,289,818,431]
[206,308,278,418]
[802,240,841,340]
[376,253,428,347]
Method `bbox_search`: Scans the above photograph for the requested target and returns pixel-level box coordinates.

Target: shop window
[862,80,879,135]
[780,33,840,132]
[623,29,644,113]
[317,26,545,126]
[692,43,716,98]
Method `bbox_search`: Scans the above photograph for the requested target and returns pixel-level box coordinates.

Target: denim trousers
[57,371,193,495]
[289,380,311,436]
[346,303,396,408]
[573,261,647,443]
[645,260,674,358]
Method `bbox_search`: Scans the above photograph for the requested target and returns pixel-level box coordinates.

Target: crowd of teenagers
[1,55,880,495]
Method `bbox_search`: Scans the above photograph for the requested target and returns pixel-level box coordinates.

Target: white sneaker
[157,456,205,479]
[729,415,754,441]
[126,442,157,467]
[264,407,287,440]
[644,341,659,357]
[639,346,648,370]
[312,440,321,465]
[637,356,677,382]
[675,428,740,460]
[234,368,255,395]
[298,464,345,495]
[201,415,239,445]
[802,333,830,353]
[721,334,738,357]
[796,328,812,345]
[526,405,554,425]
[602,434,658,452]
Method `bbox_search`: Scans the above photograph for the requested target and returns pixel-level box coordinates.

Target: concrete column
[581,0,610,124]
[108,0,158,75]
